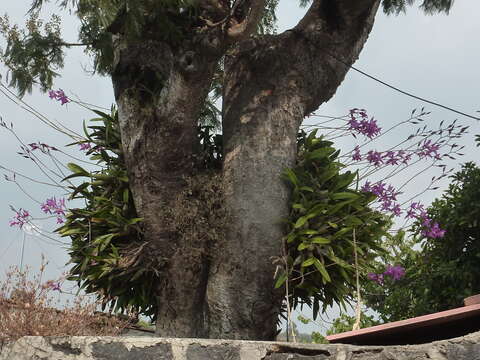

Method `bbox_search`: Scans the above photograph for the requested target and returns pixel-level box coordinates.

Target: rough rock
[1,331,479,360]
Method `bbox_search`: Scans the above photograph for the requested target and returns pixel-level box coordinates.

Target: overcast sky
[1,1,479,333]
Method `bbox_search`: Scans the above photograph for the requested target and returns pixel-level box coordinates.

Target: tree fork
[110,0,380,339]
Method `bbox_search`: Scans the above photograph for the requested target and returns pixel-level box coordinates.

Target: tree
[0,0,453,340]
[365,162,480,322]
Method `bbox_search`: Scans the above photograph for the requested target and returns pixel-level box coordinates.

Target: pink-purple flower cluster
[417,140,441,160]
[41,197,67,224]
[366,150,384,166]
[361,181,402,216]
[352,146,361,161]
[351,140,440,165]
[79,142,92,151]
[348,109,381,139]
[18,143,58,159]
[9,209,31,228]
[368,264,405,285]
[48,89,70,105]
[28,142,58,152]
[406,202,446,239]
[44,280,61,292]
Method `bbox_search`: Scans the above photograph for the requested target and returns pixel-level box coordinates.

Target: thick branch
[296,0,379,31]
[227,0,266,40]
[224,0,381,118]
[208,0,382,340]
[60,42,92,47]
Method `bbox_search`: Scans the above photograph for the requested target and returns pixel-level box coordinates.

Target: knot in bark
[179,50,198,73]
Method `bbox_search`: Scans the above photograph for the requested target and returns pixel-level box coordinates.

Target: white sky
[0,1,479,334]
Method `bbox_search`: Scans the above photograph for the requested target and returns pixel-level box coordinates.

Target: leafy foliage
[1,0,454,97]
[326,313,379,336]
[382,0,453,15]
[297,312,380,344]
[58,108,223,319]
[59,113,390,320]
[56,108,159,317]
[277,130,389,319]
[0,14,64,96]
[259,0,280,34]
[365,162,480,322]
[1,0,280,95]
[299,0,453,14]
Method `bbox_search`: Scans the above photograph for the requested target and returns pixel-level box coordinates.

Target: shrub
[0,262,130,342]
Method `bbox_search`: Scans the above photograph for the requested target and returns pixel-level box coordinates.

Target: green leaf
[127,217,143,225]
[327,249,351,268]
[334,227,352,239]
[313,298,319,320]
[302,257,316,267]
[67,163,90,176]
[294,216,309,228]
[314,259,331,283]
[94,233,118,252]
[92,109,113,120]
[123,189,130,203]
[59,227,85,236]
[306,129,319,147]
[331,192,360,200]
[83,119,93,141]
[298,243,310,251]
[329,199,357,215]
[299,186,314,192]
[298,229,319,235]
[311,237,331,244]
[307,147,334,160]
[286,232,296,243]
[283,168,299,187]
[80,256,89,272]
[69,182,90,199]
[306,203,327,217]
[328,222,338,229]
[274,272,287,289]
[345,216,363,226]
[334,172,356,191]
[339,267,350,281]
[92,173,113,181]
[62,172,90,181]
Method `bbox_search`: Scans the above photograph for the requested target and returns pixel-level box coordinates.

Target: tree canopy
[1,0,453,96]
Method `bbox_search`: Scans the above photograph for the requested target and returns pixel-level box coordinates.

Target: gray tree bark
[111,35,222,337]
[206,0,381,339]
[110,0,381,340]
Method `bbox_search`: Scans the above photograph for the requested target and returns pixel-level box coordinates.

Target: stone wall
[1,331,479,359]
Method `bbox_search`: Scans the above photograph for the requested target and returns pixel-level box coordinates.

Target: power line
[328,53,480,122]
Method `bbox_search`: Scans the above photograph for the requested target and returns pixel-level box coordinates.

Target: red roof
[326,298,480,345]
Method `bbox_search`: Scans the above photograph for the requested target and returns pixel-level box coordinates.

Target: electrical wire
[328,53,480,122]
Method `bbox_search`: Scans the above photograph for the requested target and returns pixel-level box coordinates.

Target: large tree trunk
[206,54,304,339]
[111,37,220,337]
[110,0,380,340]
[206,0,381,340]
